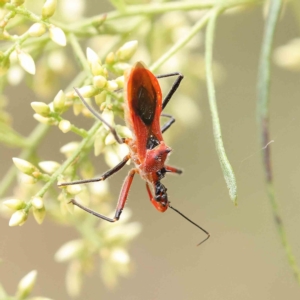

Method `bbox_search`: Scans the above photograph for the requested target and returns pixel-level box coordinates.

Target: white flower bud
[7,65,24,86]
[90,180,109,196]
[78,85,98,98]
[31,197,44,210]
[115,76,124,88]
[58,120,71,133]
[101,109,114,130]
[3,199,26,210]
[116,40,138,61]
[115,143,129,158]
[94,132,105,156]
[38,161,60,174]
[104,149,121,168]
[105,132,116,145]
[106,80,118,92]
[60,142,79,156]
[91,61,105,76]
[28,23,47,37]
[110,248,130,264]
[9,210,28,226]
[113,63,130,73]
[93,75,107,89]
[16,270,37,299]
[116,125,132,138]
[66,185,82,195]
[49,26,66,46]
[55,239,84,262]
[53,90,67,113]
[31,102,50,116]
[86,47,101,65]
[17,50,36,74]
[94,92,106,108]
[33,113,56,125]
[42,0,57,18]
[11,0,25,6]
[105,52,115,64]
[12,158,37,175]
[33,207,46,224]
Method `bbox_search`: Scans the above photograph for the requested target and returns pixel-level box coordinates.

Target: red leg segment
[146,183,168,212]
[165,165,183,175]
[70,169,137,222]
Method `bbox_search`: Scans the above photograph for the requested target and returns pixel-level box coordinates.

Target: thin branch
[257,0,300,284]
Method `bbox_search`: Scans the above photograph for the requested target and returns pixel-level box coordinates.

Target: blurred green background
[1,1,300,299]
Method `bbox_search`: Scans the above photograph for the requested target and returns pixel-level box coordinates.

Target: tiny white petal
[49,26,66,46]
[86,47,100,64]
[17,270,37,297]
[17,51,36,74]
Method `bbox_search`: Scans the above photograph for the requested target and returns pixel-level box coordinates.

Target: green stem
[205,8,237,204]
[0,123,49,198]
[74,0,260,28]
[151,11,212,72]
[68,33,90,73]
[24,121,101,212]
[4,3,67,31]
[257,0,300,284]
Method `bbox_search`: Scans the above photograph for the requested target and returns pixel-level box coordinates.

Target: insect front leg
[70,168,137,222]
[165,165,183,175]
[58,155,130,187]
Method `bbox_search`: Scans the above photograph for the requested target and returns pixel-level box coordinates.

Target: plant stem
[68,33,90,73]
[74,0,261,28]
[24,121,101,212]
[150,11,212,72]
[205,8,237,204]
[257,0,300,284]
[0,123,49,198]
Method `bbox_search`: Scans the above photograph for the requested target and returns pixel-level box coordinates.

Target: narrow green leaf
[205,8,237,205]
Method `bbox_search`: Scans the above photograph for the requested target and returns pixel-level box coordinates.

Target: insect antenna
[168,204,210,246]
[73,87,124,144]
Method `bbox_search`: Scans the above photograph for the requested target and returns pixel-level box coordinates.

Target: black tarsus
[168,204,210,246]
[73,87,124,144]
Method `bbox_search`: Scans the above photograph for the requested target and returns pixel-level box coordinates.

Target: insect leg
[161,113,175,133]
[58,155,130,187]
[145,183,168,212]
[156,72,184,110]
[74,87,124,144]
[165,165,183,175]
[70,168,137,222]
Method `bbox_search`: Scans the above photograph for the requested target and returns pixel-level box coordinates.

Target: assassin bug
[58,62,210,246]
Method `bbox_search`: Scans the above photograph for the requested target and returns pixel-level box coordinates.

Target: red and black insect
[59,62,209,245]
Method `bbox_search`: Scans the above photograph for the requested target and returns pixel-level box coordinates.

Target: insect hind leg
[70,168,137,222]
[161,113,175,133]
[156,72,184,110]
